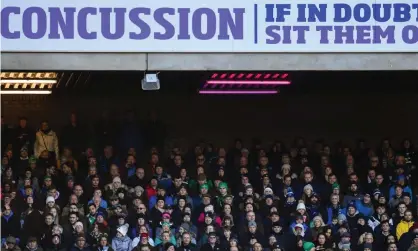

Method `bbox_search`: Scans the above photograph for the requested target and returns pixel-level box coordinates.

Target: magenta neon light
[206,80,290,85]
[199,90,278,95]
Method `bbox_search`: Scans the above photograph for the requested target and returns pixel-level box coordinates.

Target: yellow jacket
[396,220,414,240]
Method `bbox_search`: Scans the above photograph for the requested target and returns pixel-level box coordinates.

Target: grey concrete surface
[1,52,418,70]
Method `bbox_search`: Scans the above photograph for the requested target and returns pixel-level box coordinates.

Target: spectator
[3,114,418,251]
[34,121,59,161]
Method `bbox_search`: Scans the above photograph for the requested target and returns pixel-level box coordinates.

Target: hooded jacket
[111,224,132,251]
[111,236,132,251]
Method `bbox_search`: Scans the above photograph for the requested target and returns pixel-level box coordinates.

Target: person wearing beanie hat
[73,234,89,251]
[303,184,314,194]
[332,183,340,194]
[130,230,155,250]
[303,241,315,251]
[297,202,306,212]
[46,196,55,204]
[292,223,306,237]
[345,202,361,229]
[112,224,132,251]
[264,187,273,196]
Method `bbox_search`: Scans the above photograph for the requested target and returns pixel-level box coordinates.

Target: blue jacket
[326,206,346,224]
[355,201,374,217]
[389,185,413,200]
[88,198,108,209]
[111,236,132,251]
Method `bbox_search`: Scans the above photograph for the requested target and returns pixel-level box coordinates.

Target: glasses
[139,207,145,210]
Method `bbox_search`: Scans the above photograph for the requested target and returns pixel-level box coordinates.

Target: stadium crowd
[1,114,418,251]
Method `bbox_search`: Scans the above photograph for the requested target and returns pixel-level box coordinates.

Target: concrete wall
[2,53,418,71]
[2,93,417,148]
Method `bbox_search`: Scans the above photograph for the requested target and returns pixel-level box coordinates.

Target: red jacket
[146,185,157,200]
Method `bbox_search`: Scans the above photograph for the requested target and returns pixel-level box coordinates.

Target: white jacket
[34,130,59,159]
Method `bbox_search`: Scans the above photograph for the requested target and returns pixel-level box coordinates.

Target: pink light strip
[206,80,291,85]
[199,90,278,95]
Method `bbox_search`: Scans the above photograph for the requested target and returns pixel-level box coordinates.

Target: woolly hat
[204,205,214,213]
[286,189,295,198]
[46,196,55,204]
[162,212,171,219]
[264,187,273,194]
[29,156,37,164]
[248,221,257,227]
[200,183,209,190]
[347,201,357,210]
[303,184,313,192]
[332,183,340,189]
[74,221,84,230]
[296,202,306,211]
[303,242,315,251]
[218,182,228,189]
[117,224,129,236]
[338,214,347,222]
[180,223,190,232]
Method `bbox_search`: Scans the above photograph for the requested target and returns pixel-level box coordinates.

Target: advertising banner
[1,0,418,52]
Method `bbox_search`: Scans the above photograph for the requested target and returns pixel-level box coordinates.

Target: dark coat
[1,212,20,238]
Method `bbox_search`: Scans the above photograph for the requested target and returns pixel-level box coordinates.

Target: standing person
[60,113,87,159]
[13,117,35,157]
[34,121,59,162]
